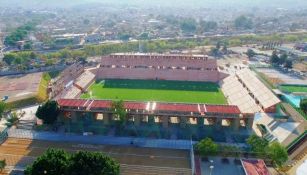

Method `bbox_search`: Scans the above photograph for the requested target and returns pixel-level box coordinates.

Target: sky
[1,0,307,9]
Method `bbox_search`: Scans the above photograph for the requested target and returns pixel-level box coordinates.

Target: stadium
[50,53,280,141]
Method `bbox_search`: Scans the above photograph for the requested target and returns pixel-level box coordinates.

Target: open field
[280,85,307,93]
[0,138,191,175]
[81,79,227,104]
[0,73,42,103]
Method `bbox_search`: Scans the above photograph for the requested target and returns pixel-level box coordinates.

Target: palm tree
[5,112,19,127]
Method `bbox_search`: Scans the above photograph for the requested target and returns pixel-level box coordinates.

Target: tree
[0,159,6,172]
[234,15,253,29]
[300,98,307,114]
[25,149,120,175]
[196,137,218,157]
[284,60,293,69]
[0,102,6,119]
[2,54,16,65]
[246,49,256,58]
[210,47,219,57]
[180,18,197,33]
[200,20,218,32]
[35,100,60,124]
[68,151,120,175]
[111,100,127,125]
[246,135,269,157]
[5,112,19,127]
[267,142,288,167]
[279,53,288,65]
[24,149,70,175]
[270,51,280,65]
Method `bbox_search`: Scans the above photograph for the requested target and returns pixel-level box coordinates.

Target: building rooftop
[241,159,270,175]
[58,99,241,115]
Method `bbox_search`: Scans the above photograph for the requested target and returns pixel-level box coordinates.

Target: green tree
[0,102,6,119]
[246,49,256,58]
[5,112,19,127]
[200,21,218,32]
[25,149,120,175]
[2,54,16,65]
[279,53,288,65]
[180,18,197,33]
[24,149,70,175]
[24,42,33,50]
[234,15,253,29]
[196,137,218,157]
[68,151,120,175]
[246,135,269,157]
[35,100,60,124]
[111,100,127,125]
[0,159,6,172]
[300,98,307,114]
[284,59,293,69]
[267,142,288,167]
[270,51,280,64]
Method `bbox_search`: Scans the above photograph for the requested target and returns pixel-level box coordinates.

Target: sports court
[0,138,192,175]
[0,73,42,102]
[81,79,226,104]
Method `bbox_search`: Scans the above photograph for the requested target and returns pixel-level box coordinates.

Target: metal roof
[58,99,241,115]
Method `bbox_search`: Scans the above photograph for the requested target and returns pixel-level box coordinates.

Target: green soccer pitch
[81,79,227,104]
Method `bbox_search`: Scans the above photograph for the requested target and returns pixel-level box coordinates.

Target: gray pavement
[8,128,194,150]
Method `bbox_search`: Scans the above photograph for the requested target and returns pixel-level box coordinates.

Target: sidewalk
[7,128,194,150]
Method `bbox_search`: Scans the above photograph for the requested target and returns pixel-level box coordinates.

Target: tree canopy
[246,135,269,157]
[180,18,197,33]
[300,98,307,114]
[4,22,36,46]
[35,100,60,124]
[25,149,120,175]
[24,149,70,175]
[111,100,127,125]
[195,137,218,157]
[267,142,288,167]
[234,15,253,29]
[0,102,6,119]
[246,49,256,58]
[199,20,218,32]
[270,51,280,64]
[68,151,120,175]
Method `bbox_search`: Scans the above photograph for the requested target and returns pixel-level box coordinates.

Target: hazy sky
[1,0,307,9]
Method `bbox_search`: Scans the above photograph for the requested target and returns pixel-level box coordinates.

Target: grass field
[81,79,227,104]
[280,85,307,93]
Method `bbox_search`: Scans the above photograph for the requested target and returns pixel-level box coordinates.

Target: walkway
[7,128,194,150]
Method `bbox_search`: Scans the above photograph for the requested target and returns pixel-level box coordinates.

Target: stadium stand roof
[74,71,96,90]
[58,99,241,115]
[236,69,280,109]
[221,75,261,114]
[241,159,270,175]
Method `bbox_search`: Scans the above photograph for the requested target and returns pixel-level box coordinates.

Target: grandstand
[97,53,228,82]
[48,63,84,99]
[221,75,261,114]
[236,69,280,112]
[221,69,280,114]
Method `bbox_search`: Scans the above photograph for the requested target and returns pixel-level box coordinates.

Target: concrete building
[57,99,254,131]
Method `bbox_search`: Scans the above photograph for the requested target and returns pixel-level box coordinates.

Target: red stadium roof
[241,159,270,175]
[57,99,241,115]
[205,105,241,114]
[156,103,199,113]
